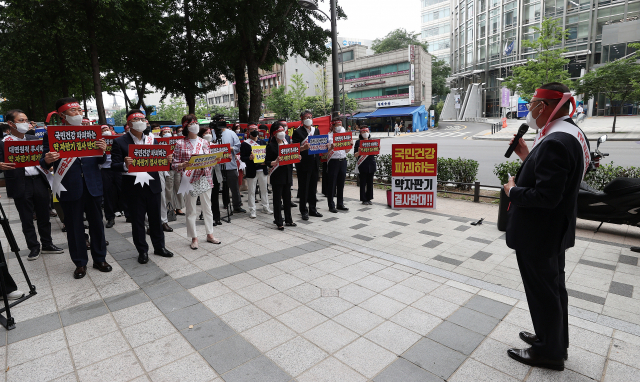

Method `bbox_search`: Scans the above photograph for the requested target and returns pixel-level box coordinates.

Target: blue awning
[365,106,422,117]
[351,112,370,118]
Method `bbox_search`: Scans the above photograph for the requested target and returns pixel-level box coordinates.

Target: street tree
[431,57,451,100]
[289,74,308,118]
[503,18,571,101]
[263,87,294,120]
[371,29,428,54]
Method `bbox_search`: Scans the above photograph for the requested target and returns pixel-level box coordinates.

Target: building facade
[420,0,452,64]
[447,0,640,117]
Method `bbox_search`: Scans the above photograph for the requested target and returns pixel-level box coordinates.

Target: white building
[206,76,235,108]
[419,0,451,64]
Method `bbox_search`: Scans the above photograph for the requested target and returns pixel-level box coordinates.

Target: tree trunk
[54,35,69,97]
[184,0,196,116]
[185,92,196,115]
[234,57,248,122]
[81,77,88,118]
[84,0,106,124]
[246,57,262,123]
[40,88,47,119]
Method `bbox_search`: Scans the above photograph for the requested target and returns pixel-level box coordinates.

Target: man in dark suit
[111,109,174,264]
[291,110,322,220]
[504,83,590,371]
[40,98,111,279]
[0,110,64,261]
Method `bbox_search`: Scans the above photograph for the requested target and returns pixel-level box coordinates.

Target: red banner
[285,115,331,137]
[210,143,232,164]
[332,132,353,151]
[156,136,181,155]
[127,144,171,173]
[392,144,437,177]
[358,139,380,155]
[278,143,301,165]
[48,125,103,158]
[4,140,44,168]
[104,134,123,154]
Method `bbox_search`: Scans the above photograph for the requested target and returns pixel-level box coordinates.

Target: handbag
[189,175,210,197]
[166,202,177,222]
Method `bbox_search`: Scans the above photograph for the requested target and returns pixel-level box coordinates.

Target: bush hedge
[367,155,478,189]
[585,161,640,190]
[493,160,522,184]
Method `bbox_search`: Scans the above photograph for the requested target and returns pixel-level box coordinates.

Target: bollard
[473,182,480,202]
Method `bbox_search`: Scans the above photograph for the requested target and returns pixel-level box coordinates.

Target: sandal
[285,222,297,227]
[190,240,198,250]
[206,236,221,245]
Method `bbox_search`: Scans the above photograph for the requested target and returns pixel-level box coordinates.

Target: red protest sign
[332,132,353,151]
[285,115,332,135]
[127,144,170,173]
[48,125,103,158]
[156,136,181,155]
[210,143,232,164]
[278,143,301,165]
[392,144,437,177]
[4,140,44,168]
[103,134,123,154]
[358,139,380,155]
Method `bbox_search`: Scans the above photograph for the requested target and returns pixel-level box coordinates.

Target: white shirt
[327,132,347,160]
[3,134,39,176]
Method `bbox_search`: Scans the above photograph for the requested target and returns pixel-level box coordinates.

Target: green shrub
[585,161,640,190]
[428,104,440,127]
[493,160,522,184]
[346,153,356,176]
[437,157,479,190]
[375,154,393,183]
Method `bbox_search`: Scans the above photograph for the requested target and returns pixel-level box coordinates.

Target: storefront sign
[391,143,437,209]
[251,145,266,163]
[410,64,415,81]
[500,87,510,108]
[48,125,103,158]
[376,99,411,108]
[332,132,353,151]
[278,144,301,165]
[351,81,385,88]
[209,143,232,164]
[358,140,380,155]
[127,144,170,173]
[4,140,44,168]
[408,44,415,63]
[409,86,415,103]
[308,135,329,155]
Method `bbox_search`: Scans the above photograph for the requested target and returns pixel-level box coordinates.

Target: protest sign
[308,135,329,155]
[155,136,180,154]
[127,144,170,173]
[332,132,353,151]
[358,139,380,155]
[103,134,123,154]
[391,143,438,209]
[252,145,266,163]
[48,125,103,158]
[4,140,44,168]
[34,128,46,139]
[259,130,268,141]
[209,144,232,163]
[278,144,300,165]
[284,115,332,135]
[185,152,223,170]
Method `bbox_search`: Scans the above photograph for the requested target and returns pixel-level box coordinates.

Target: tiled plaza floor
[0,182,639,382]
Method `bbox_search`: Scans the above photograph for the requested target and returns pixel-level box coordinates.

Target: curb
[472,130,640,141]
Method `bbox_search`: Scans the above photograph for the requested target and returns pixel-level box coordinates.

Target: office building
[420,0,452,64]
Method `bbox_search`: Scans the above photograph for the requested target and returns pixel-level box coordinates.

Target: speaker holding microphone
[505,123,529,158]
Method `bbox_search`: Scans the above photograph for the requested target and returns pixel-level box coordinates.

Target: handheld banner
[104,134,123,154]
[358,139,380,155]
[209,144,232,164]
[152,129,161,136]
[332,132,353,151]
[391,143,437,209]
[34,128,46,139]
[127,144,170,173]
[185,152,223,170]
[237,133,245,142]
[155,136,181,155]
[278,144,301,166]
[283,115,332,135]
[308,135,329,155]
[48,125,103,158]
[252,145,266,164]
[4,140,44,168]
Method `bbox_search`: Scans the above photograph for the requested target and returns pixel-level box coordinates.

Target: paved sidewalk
[0,183,639,381]
[472,116,640,141]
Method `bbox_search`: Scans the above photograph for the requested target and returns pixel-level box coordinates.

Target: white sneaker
[7,290,24,300]
[250,211,257,219]
[262,207,273,214]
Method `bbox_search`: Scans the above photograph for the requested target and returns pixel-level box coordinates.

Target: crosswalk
[412,130,471,138]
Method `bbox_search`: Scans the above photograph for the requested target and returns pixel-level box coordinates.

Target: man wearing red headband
[40,97,110,280]
[326,119,349,213]
[292,110,322,220]
[504,83,590,371]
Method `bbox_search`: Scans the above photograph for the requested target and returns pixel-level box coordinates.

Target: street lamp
[299,0,340,120]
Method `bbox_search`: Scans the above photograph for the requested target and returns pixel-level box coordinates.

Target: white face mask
[334,126,344,133]
[525,103,544,130]
[14,122,30,134]
[131,121,147,132]
[163,133,172,138]
[188,124,200,134]
[203,134,213,142]
[303,118,313,127]
[276,132,286,140]
[362,132,369,139]
[64,114,84,125]
[102,130,111,136]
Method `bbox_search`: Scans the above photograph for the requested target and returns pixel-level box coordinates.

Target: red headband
[248,124,258,129]
[272,126,284,136]
[532,89,576,118]
[57,102,80,113]
[331,119,342,125]
[127,113,146,122]
[360,127,369,133]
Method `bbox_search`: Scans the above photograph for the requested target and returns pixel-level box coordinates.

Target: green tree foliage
[111,109,127,126]
[371,29,428,54]
[263,87,294,120]
[431,57,451,99]
[502,18,571,101]
[289,74,308,118]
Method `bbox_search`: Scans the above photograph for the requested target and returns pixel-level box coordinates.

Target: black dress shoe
[176,210,185,216]
[154,248,174,257]
[93,262,113,272]
[301,213,309,221]
[285,222,297,227]
[234,207,246,213]
[278,226,284,231]
[215,220,222,226]
[309,211,323,217]
[290,202,297,207]
[138,253,149,264]
[61,225,67,232]
[41,244,64,254]
[27,248,40,261]
[329,208,338,213]
[337,205,349,211]
[162,223,173,232]
[519,331,568,360]
[507,348,564,371]
[74,266,87,279]
[106,219,115,228]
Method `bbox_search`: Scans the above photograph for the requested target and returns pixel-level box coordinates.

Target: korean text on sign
[332,132,353,151]
[393,192,435,208]
[185,152,223,170]
[4,140,44,168]
[104,134,123,154]
[358,139,380,155]
[48,125,104,158]
[392,177,436,192]
[209,144,232,164]
[127,144,170,173]
[308,135,329,155]
[251,145,266,164]
[391,144,437,177]
[278,143,301,165]
[155,137,180,155]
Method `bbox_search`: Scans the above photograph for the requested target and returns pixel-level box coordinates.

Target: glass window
[479,0,486,12]
[421,0,448,7]
[358,69,369,78]
[369,67,382,76]
[397,62,410,71]
[523,3,540,24]
[609,43,626,61]
[478,19,487,38]
[339,50,354,62]
[397,85,410,94]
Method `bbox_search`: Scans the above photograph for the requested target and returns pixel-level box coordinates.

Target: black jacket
[240,141,267,178]
[354,140,377,174]
[111,133,162,194]
[506,118,589,256]
[292,126,319,172]
[265,140,292,185]
[0,135,49,198]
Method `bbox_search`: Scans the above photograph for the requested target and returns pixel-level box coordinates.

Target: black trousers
[321,162,329,197]
[359,171,375,202]
[128,185,164,254]
[0,264,18,294]
[225,169,242,209]
[296,168,318,214]
[60,181,106,267]
[327,159,347,209]
[101,169,123,220]
[13,176,53,250]
[271,183,293,226]
[516,249,568,360]
[211,176,221,221]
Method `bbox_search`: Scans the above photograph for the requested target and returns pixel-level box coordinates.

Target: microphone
[505,123,529,158]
